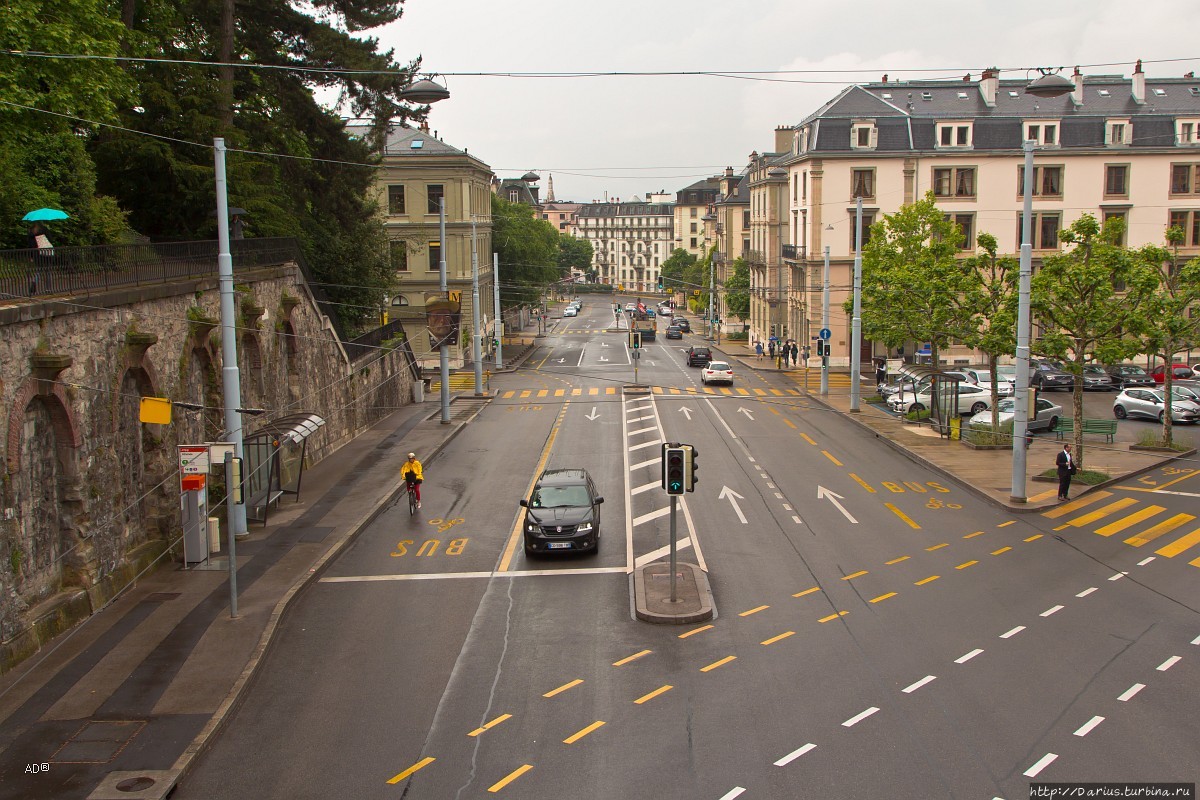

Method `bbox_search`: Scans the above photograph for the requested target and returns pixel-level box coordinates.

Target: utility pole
[438,197,450,424]
[707,252,715,341]
[850,196,864,412]
[493,253,503,369]
[821,245,830,396]
[471,216,483,396]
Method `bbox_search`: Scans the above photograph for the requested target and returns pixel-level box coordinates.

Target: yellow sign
[693,289,701,296]
[448,290,462,304]
[140,396,172,424]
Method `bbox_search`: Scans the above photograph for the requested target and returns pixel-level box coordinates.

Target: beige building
[673,178,721,259]
[781,64,1200,366]
[747,129,794,345]
[351,123,497,366]
[708,168,750,328]
[577,200,674,291]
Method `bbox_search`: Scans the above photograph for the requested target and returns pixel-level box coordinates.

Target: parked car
[968,397,1063,432]
[686,346,712,367]
[665,325,683,340]
[563,306,577,317]
[1104,364,1155,390]
[674,318,691,333]
[657,306,673,317]
[1166,384,1200,405]
[888,382,993,415]
[1031,360,1074,391]
[701,360,734,385]
[880,376,933,401]
[1112,388,1200,423]
[1150,364,1195,384]
[948,366,1013,396]
[994,365,1018,394]
[1081,364,1116,391]
[519,469,604,555]
[1193,363,1200,378]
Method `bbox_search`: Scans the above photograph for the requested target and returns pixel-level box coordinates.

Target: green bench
[1055,417,1117,443]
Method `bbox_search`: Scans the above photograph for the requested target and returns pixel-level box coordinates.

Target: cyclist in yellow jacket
[401,453,424,509]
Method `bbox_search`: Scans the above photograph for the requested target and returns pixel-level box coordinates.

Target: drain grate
[52,720,146,764]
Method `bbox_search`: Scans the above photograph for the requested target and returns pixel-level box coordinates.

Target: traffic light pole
[821,245,830,396]
[669,495,678,603]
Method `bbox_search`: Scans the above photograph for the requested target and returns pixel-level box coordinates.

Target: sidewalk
[0,397,488,800]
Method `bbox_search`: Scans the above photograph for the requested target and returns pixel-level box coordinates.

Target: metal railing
[781,244,806,261]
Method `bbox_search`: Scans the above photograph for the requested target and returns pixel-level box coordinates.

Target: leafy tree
[557,234,593,279]
[659,248,696,292]
[960,233,1019,431]
[1030,215,1158,465]
[492,194,559,308]
[724,257,751,322]
[1133,227,1200,446]
[853,191,973,367]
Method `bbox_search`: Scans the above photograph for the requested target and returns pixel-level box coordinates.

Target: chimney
[419,119,430,133]
[980,67,998,107]
[775,125,792,153]
[1132,59,1145,105]
[725,166,734,177]
[1071,66,1084,107]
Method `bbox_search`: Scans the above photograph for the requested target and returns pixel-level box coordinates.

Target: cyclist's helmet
[407,453,415,459]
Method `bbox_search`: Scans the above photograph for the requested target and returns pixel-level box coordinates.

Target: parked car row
[1113,388,1200,423]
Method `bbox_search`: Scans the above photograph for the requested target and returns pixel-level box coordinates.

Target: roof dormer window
[1177,119,1200,146]
[936,122,973,149]
[1025,121,1058,146]
[851,121,878,150]
[1106,119,1131,146]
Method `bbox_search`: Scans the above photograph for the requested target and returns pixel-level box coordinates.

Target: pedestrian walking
[27,222,53,296]
[790,342,799,366]
[1055,443,1076,501]
[875,358,887,388]
[755,340,764,362]
[768,340,776,359]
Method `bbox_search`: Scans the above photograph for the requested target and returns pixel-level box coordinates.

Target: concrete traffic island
[633,561,714,624]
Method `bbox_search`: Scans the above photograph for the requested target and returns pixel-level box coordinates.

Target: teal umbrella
[23,208,70,222]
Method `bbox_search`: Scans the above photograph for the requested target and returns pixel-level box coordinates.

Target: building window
[851,123,877,149]
[851,212,875,248]
[937,123,972,148]
[1177,119,1200,145]
[802,171,808,202]
[1018,165,1064,197]
[1104,164,1129,197]
[1102,210,1128,246]
[933,167,976,198]
[1169,211,1200,246]
[690,207,697,217]
[389,240,408,271]
[387,185,406,215]
[1170,163,1200,194]
[743,210,750,227]
[690,237,698,248]
[690,222,697,233]
[944,213,975,250]
[427,241,441,270]
[851,168,875,199]
[1106,120,1130,145]
[428,184,444,213]
[1025,122,1058,145]
[1018,212,1061,250]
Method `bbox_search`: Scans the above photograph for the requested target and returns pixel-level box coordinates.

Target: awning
[250,413,325,445]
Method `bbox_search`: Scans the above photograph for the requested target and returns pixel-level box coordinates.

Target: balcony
[747,249,766,265]
[781,244,806,261]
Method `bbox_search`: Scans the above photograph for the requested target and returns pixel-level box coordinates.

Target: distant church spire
[545,173,556,202]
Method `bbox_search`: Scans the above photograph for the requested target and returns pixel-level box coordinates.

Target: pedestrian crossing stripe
[1043,497,1200,566]
[494,385,802,399]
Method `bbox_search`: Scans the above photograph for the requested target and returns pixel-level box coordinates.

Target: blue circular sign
[818,328,832,340]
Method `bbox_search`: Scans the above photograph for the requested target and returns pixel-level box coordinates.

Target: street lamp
[1012,69,1073,502]
[400,76,452,423]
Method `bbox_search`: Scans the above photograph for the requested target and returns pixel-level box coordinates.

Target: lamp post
[1012,69,1074,502]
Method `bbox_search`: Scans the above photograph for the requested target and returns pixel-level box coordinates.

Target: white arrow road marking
[679,407,693,420]
[599,356,609,362]
[585,407,600,420]
[719,486,748,524]
[601,342,610,347]
[816,486,858,524]
[556,358,566,364]
[737,407,755,421]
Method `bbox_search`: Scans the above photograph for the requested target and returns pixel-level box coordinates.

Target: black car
[1031,360,1074,391]
[674,318,691,333]
[1104,364,1154,390]
[519,469,603,555]
[687,346,712,367]
[665,325,682,339]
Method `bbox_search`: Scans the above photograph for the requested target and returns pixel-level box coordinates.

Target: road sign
[179,445,209,474]
[819,328,832,340]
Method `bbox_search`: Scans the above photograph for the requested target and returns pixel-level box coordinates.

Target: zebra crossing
[1041,490,1200,566]
[488,385,809,400]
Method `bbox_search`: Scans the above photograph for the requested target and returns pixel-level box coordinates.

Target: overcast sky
[370,0,1197,204]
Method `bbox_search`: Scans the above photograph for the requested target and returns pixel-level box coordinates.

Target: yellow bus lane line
[387,756,436,784]
[488,764,533,793]
[498,402,569,572]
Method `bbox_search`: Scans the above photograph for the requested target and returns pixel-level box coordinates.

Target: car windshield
[995,399,1015,412]
[530,485,591,508]
[995,366,1016,378]
[1084,365,1105,374]
[708,362,730,370]
[1171,386,1200,400]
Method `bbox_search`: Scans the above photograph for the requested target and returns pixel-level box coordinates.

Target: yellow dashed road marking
[822,450,843,466]
[388,757,436,784]
[799,432,817,445]
[886,503,921,529]
[818,611,849,623]
[543,679,583,698]
[998,520,1016,528]
[991,546,1012,556]
[925,543,949,552]
[963,531,984,539]
[842,570,868,581]
[700,656,737,672]
[915,575,939,586]
[1024,534,1043,542]
[885,556,910,565]
[612,650,652,666]
[739,605,770,616]
[761,631,796,646]
[563,721,606,744]
[850,473,876,493]
[793,587,820,598]
[634,685,673,704]
[678,624,713,639]
[469,715,512,737]
[956,560,978,570]
[488,764,533,793]
[870,592,897,604]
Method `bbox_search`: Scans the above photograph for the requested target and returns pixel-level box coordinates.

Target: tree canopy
[492,194,560,306]
[723,257,750,321]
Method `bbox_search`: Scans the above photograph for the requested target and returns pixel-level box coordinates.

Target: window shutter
[869,127,878,148]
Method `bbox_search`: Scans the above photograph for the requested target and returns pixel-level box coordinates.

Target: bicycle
[405,477,419,516]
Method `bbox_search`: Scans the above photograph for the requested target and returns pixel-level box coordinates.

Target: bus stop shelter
[242,413,325,525]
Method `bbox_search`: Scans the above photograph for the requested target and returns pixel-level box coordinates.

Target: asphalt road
[176,303,1200,799]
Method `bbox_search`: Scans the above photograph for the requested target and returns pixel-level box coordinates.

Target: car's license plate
[547,542,572,549]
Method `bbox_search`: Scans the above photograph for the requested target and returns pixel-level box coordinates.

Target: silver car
[968,397,1063,432]
[1112,388,1200,423]
[1081,364,1116,391]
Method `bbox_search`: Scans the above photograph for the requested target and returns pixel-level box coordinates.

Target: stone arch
[179,340,221,444]
[278,320,301,408]
[240,331,264,403]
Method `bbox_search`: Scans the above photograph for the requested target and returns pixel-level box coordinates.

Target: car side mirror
[595,497,604,504]
[519,499,529,508]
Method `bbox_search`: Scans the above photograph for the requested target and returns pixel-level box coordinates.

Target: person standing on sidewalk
[790,341,799,367]
[768,339,776,360]
[1055,443,1076,501]
[755,340,763,362]
[875,358,887,388]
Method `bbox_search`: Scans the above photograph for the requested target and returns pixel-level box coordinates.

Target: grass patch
[1038,468,1111,485]
[724,331,748,342]
[1134,430,1191,451]
[904,408,931,422]
[966,421,1013,446]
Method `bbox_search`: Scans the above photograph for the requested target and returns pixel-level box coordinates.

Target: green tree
[724,257,751,322]
[854,192,973,366]
[1133,226,1200,446]
[1030,214,1158,466]
[659,248,696,292]
[492,194,559,308]
[557,235,594,279]
[960,233,1019,431]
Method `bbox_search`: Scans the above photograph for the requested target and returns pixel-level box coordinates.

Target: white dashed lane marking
[1000,626,1025,639]
[1023,753,1058,778]
[773,743,817,767]
[1076,587,1098,597]
[955,649,984,664]
[1157,656,1181,671]
[1074,716,1105,737]
[1118,683,1146,702]
[841,707,879,727]
[902,675,936,694]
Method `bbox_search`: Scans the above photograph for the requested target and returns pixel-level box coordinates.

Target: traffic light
[684,445,698,492]
[816,340,825,357]
[657,276,664,289]
[663,445,686,495]
[629,331,641,349]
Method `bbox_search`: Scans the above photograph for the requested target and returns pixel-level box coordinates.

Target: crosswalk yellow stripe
[754,388,766,396]
[606,387,616,394]
[1094,505,1167,536]
[589,388,598,396]
[554,389,565,397]
[719,388,732,395]
[1154,527,1200,558]
[572,388,581,396]
[1061,498,1139,528]
[1042,492,1113,519]
[671,388,680,394]
[520,390,531,398]
[652,386,663,394]
[501,390,514,398]
[736,388,749,395]
[537,390,548,398]
[770,389,783,396]
[1125,513,1196,547]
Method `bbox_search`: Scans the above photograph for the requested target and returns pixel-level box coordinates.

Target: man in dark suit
[1056,443,1075,501]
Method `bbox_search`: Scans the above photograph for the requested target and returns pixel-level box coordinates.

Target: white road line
[626,414,654,424]
[321,567,629,583]
[633,506,671,526]
[1137,556,1156,566]
[1193,634,1200,645]
[774,492,783,499]
[1108,571,1128,581]
[718,789,746,800]
[1157,656,1181,671]
[627,425,658,437]
[903,675,937,694]
[766,482,776,489]
[634,537,694,569]
[1000,626,1025,639]
[782,504,793,511]
[622,394,635,573]
[631,482,659,496]
[773,743,817,766]
[1074,716,1105,737]
[1076,587,1098,597]
[1023,753,1058,778]
[626,404,652,413]
[1118,683,1145,702]
[955,648,984,664]
[792,516,803,524]
[629,439,663,452]
[676,494,709,573]
[841,707,879,727]
[704,397,739,441]
[630,457,662,471]
[1040,605,1064,617]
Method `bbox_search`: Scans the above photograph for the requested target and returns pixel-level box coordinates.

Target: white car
[701,361,734,385]
[889,382,993,415]
[563,306,577,317]
[968,397,1063,432]
[954,366,1014,397]
[657,306,673,317]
